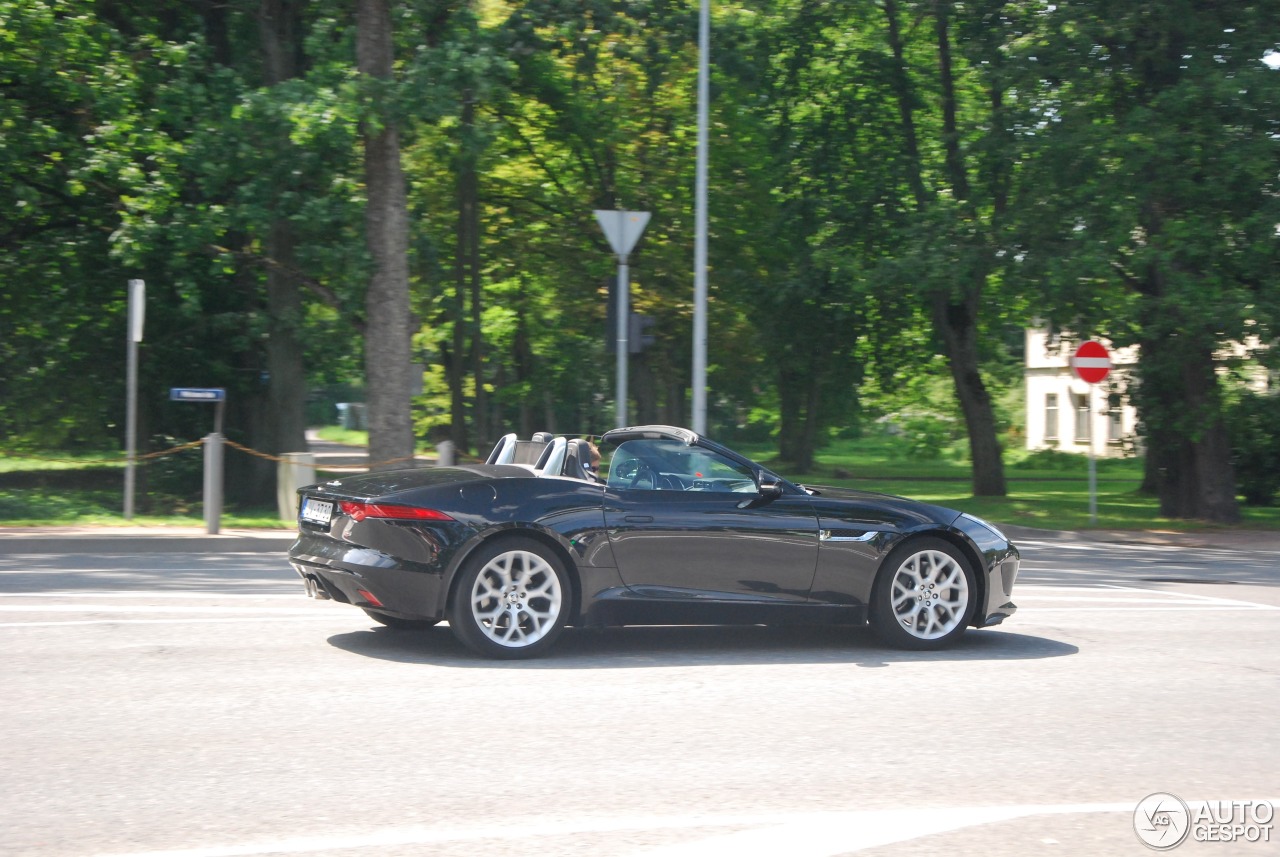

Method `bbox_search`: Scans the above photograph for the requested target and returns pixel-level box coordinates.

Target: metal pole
[1088,390,1098,526]
[125,336,137,520]
[616,255,630,427]
[124,279,144,519]
[203,432,223,535]
[692,0,710,435]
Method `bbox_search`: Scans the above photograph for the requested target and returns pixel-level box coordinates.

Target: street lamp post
[692,0,709,435]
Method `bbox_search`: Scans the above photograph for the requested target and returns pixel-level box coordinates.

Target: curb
[1000,524,1280,553]
[0,528,296,555]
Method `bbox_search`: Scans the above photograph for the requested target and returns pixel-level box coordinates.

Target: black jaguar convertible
[289,425,1019,658]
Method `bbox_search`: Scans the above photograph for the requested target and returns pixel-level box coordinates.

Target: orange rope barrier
[5,439,439,470]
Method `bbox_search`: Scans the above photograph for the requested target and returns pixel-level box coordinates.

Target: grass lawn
[745,436,1280,533]
[4,432,1278,532]
[0,450,283,527]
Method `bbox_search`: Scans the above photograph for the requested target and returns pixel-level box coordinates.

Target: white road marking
[1099,582,1277,608]
[86,799,1280,857]
[0,605,327,613]
[1019,606,1276,612]
[0,592,300,599]
[0,617,346,627]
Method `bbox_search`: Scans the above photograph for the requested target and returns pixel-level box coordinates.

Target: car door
[602,438,820,602]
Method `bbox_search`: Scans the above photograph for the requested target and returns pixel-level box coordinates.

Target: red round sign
[1072,340,1112,384]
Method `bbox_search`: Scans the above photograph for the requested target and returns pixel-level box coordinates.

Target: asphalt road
[1,536,1278,857]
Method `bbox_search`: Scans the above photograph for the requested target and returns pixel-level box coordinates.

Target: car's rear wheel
[871,537,976,649]
[448,537,570,659]
[361,608,439,630]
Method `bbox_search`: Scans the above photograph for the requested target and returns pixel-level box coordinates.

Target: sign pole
[594,210,650,428]
[170,388,228,534]
[615,253,630,427]
[1088,393,1097,526]
[1071,340,1112,527]
[124,279,144,520]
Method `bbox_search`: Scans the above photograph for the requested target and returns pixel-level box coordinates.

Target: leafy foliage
[2,0,1276,520]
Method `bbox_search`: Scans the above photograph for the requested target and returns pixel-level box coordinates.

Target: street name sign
[170,388,226,402]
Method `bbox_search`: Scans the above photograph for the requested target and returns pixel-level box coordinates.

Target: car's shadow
[326,623,1078,668]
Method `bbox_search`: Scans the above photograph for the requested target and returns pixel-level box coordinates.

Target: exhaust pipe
[303,576,332,601]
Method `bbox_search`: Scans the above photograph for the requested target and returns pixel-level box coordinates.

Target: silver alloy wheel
[469,549,564,648]
[888,548,971,640]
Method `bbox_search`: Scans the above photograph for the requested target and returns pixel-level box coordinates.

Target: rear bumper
[290,532,446,620]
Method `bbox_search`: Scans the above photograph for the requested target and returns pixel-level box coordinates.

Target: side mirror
[738,475,785,509]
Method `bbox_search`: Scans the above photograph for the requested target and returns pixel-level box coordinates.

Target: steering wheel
[628,464,658,490]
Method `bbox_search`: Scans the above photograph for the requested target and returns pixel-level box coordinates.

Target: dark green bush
[1228,392,1280,506]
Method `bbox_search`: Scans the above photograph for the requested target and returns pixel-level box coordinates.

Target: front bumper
[978,548,1020,627]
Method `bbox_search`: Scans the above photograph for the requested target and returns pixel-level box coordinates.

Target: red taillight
[339,501,454,523]
[356,589,384,607]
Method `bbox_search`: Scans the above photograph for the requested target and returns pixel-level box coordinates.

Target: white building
[1024,328,1139,458]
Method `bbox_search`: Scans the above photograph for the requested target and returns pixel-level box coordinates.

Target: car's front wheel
[448,537,570,659]
[871,537,976,649]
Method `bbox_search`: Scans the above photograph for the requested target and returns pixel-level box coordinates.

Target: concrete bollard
[436,440,455,467]
[277,452,317,522]
[203,433,224,535]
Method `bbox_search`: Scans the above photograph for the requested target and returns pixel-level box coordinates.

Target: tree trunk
[1135,333,1240,522]
[633,355,658,426]
[933,293,1005,495]
[357,0,414,468]
[447,319,468,454]
[264,221,308,455]
[883,0,927,211]
[514,289,535,438]
[460,95,489,449]
[777,365,802,466]
[777,364,818,472]
[930,1,1005,496]
[260,0,308,460]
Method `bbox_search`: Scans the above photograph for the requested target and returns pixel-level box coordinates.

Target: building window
[1074,393,1090,442]
[1044,394,1058,441]
[1108,408,1123,442]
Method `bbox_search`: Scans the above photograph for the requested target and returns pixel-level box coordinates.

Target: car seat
[562,438,594,481]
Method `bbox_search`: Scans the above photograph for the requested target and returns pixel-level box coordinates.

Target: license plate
[300,497,334,525]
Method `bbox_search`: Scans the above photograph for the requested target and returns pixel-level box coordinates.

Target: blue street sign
[169,388,226,402]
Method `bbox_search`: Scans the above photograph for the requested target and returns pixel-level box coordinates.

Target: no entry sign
[1072,340,1112,384]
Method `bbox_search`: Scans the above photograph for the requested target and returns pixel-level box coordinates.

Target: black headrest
[531,431,553,443]
[563,438,591,481]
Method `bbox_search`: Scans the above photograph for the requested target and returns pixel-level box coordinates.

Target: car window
[604,439,757,492]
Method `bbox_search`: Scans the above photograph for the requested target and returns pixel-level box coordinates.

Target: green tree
[358,0,415,466]
[1015,0,1280,521]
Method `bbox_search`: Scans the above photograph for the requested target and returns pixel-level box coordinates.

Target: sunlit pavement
[0,535,1277,856]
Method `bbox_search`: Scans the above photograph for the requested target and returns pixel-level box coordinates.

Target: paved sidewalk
[0,525,296,554]
[1002,524,1280,552]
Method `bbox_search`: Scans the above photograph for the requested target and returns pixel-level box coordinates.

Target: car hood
[802,483,962,528]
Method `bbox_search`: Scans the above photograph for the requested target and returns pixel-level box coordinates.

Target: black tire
[870,537,977,650]
[447,537,571,659]
[361,609,440,630]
